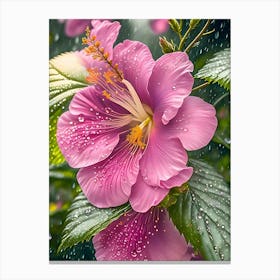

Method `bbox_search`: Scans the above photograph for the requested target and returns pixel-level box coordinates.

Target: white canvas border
[0,0,279,279]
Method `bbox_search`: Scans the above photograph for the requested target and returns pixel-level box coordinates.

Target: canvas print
[49,19,230,261]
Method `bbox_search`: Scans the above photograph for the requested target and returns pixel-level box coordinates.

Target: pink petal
[90,20,121,60]
[57,87,131,168]
[148,52,194,125]
[160,167,193,189]
[65,19,91,37]
[113,40,155,105]
[140,126,188,186]
[57,111,119,168]
[77,142,142,208]
[69,85,128,116]
[149,19,169,34]
[129,174,169,213]
[167,96,218,150]
[130,168,193,212]
[93,208,194,261]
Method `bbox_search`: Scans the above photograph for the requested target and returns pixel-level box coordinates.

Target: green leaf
[169,159,230,261]
[194,48,230,91]
[49,52,89,165]
[49,163,77,181]
[212,92,231,149]
[58,192,131,252]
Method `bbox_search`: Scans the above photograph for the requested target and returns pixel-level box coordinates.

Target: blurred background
[49,19,230,260]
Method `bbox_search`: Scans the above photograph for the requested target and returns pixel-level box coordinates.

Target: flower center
[126,117,152,149]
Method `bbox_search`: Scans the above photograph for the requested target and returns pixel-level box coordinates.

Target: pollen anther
[94,41,101,47]
[86,68,99,84]
[126,126,146,149]
[126,117,152,149]
[104,70,116,84]
[82,37,89,45]
[82,27,123,80]
[102,90,111,99]
[85,26,90,37]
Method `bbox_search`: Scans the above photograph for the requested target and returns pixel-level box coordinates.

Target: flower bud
[159,36,175,53]
[168,19,181,33]
[189,19,200,30]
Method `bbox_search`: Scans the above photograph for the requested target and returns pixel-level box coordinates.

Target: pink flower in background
[94,207,201,261]
[59,19,92,37]
[59,19,169,38]
[56,20,217,213]
[150,19,169,34]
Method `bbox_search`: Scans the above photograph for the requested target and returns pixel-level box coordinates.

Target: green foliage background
[49,19,230,261]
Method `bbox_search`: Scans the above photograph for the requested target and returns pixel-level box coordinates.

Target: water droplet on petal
[136,247,142,253]
[78,115,84,122]
[131,250,137,258]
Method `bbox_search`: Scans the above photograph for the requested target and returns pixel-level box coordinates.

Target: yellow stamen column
[126,117,151,149]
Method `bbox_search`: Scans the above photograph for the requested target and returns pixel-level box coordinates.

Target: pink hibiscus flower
[94,207,201,261]
[59,19,169,37]
[56,20,217,213]
[59,19,92,37]
[149,19,169,34]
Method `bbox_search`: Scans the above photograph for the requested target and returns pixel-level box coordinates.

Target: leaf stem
[213,134,230,149]
[178,26,192,50]
[185,19,211,53]
[192,81,210,92]
[213,92,230,107]
[202,28,215,36]
[178,20,183,40]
